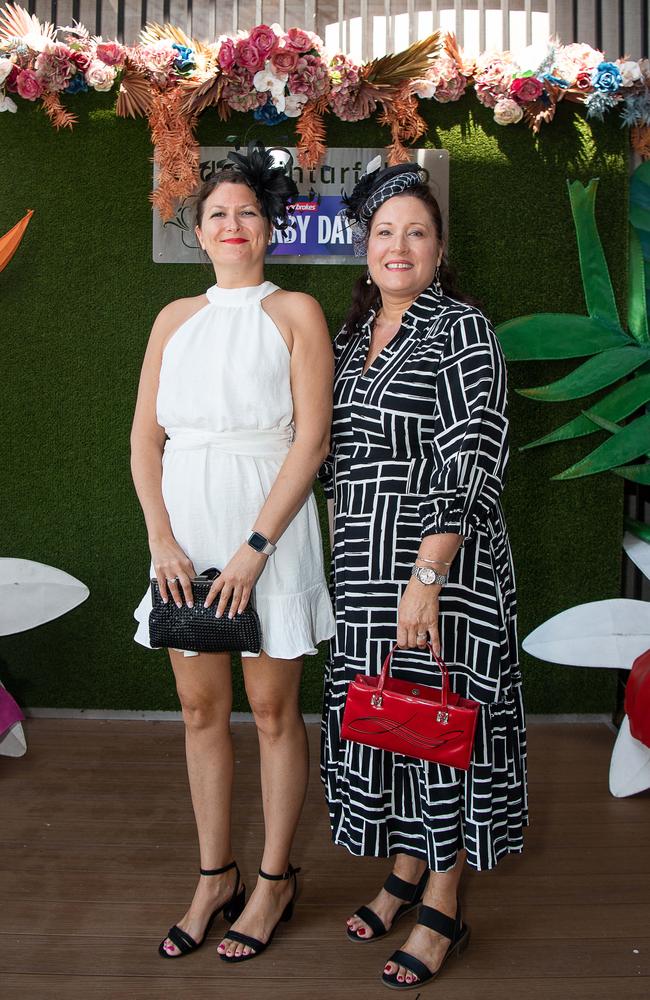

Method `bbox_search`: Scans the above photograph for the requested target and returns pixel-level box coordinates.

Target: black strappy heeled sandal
[347,870,429,943]
[381,901,470,990]
[158,860,246,959]
[217,863,301,963]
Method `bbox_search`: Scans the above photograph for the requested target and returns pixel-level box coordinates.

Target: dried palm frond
[41,92,78,130]
[116,71,152,119]
[444,32,475,77]
[149,88,200,221]
[139,20,212,60]
[377,89,428,164]
[522,99,558,134]
[0,3,54,43]
[179,72,224,117]
[363,33,441,90]
[632,125,650,160]
[296,97,329,169]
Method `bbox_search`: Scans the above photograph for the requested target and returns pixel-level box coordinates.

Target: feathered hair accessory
[224,141,298,232]
[340,157,426,256]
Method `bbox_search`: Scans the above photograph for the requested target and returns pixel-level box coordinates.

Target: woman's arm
[206,293,334,618]
[130,300,202,608]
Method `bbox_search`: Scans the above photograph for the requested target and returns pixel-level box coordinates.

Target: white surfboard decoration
[623,532,650,582]
[0,558,89,636]
[522,599,650,668]
[609,715,650,797]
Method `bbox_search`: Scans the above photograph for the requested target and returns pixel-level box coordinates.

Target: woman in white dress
[131,144,335,964]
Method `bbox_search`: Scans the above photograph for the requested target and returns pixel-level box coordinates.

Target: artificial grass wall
[0,92,625,713]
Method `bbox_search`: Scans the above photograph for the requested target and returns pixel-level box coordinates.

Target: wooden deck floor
[0,719,648,999]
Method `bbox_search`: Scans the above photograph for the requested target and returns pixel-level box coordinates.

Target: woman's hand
[397,579,441,653]
[203,544,268,618]
[150,537,197,608]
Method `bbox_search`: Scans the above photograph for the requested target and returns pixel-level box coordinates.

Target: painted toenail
[357,927,365,935]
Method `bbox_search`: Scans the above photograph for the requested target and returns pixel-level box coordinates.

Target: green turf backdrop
[0,92,625,712]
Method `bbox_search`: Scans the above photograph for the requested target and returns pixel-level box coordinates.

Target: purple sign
[268,195,352,257]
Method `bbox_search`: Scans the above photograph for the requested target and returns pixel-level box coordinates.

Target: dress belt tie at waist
[164,428,293,458]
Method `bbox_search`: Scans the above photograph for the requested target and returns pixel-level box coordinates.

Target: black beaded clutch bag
[148,568,262,654]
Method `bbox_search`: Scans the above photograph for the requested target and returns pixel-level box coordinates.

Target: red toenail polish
[384,965,391,972]
[357,927,365,935]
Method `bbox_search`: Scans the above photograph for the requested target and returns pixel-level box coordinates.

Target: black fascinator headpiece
[341,159,426,256]
[225,141,298,232]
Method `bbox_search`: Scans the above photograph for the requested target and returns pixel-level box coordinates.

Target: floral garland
[2,4,650,219]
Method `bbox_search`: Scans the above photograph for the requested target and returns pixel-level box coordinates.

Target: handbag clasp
[371,693,383,709]
[436,709,449,725]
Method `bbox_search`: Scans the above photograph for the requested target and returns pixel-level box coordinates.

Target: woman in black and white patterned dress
[320,163,528,990]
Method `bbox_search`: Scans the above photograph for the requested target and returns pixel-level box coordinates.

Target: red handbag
[341,643,480,770]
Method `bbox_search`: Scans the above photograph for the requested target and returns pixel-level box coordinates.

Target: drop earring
[366,271,373,285]
[433,264,442,295]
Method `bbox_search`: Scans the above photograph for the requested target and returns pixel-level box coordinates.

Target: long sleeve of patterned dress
[419,310,509,541]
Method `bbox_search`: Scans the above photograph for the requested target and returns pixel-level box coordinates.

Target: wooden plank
[2,975,647,1000]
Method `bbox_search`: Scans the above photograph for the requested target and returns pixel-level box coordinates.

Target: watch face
[417,567,436,584]
[248,532,267,552]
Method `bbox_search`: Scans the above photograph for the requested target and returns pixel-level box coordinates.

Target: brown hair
[195,171,262,228]
[342,183,477,338]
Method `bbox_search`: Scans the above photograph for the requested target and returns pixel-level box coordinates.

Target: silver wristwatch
[411,565,447,586]
[247,531,277,556]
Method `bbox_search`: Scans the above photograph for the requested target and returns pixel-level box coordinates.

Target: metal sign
[153,147,449,265]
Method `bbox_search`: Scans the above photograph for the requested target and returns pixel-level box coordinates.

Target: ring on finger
[416,631,427,639]
[166,576,179,583]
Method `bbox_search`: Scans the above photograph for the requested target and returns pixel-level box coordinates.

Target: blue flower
[65,72,88,94]
[172,43,194,73]
[253,98,288,126]
[591,61,623,94]
[542,73,569,89]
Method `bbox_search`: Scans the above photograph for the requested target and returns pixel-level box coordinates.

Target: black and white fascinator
[341,155,426,256]
[226,141,298,232]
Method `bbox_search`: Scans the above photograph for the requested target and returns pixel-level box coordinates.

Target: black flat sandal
[218,863,301,963]
[381,901,470,990]
[158,860,246,959]
[347,870,429,943]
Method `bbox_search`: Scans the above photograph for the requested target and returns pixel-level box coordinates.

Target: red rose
[71,51,92,72]
[236,40,265,73]
[509,75,544,102]
[5,64,20,93]
[249,24,278,57]
[575,70,593,90]
[218,37,236,72]
[286,28,313,53]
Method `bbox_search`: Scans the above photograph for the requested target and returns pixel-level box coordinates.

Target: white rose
[0,58,13,86]
[85,61,116,92]
[493,97,524,125]
[0,92,17,113]
[620,60,642,87]
[283,93,308,117]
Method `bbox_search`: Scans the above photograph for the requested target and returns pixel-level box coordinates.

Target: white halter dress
[134,281,335,658]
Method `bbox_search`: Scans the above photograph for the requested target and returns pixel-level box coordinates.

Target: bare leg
[161,650,238,956]
[218,653,307,959]
[346,853,428,939]
[384,849,467,985]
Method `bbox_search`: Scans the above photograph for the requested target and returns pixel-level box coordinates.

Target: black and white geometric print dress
[320,283,528,873]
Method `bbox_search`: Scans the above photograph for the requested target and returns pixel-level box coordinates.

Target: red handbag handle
[377,643,450,708]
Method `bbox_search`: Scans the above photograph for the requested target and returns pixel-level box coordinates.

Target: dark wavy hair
[195,141,298,232]
[342,183,477,338]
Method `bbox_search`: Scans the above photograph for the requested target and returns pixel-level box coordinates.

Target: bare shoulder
[150,293,209,349]
[266,288,327,333]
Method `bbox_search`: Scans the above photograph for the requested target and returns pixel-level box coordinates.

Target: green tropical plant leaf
[583,411,621,434]
[612,464,650,484]
[568,179,620,328]
[552,412,650,479]
[520,374,650,450]
[627,225,650,344]
[518,346,650,401]
[629,202,650,231]
[625,516,650,542]
[496,314,627,360]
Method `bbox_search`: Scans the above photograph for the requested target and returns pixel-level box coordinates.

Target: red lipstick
[222,238,248,244]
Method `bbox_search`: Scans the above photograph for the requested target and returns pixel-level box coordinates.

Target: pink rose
[509,76,543,102]
[85,60,116,91]
[96,41,125,67]
[249,24,278,58]
[271,47,299,74]
[435,74,466,103]
[16,68,43,101]
[236,40,265,73]
[218,37,236,72]
[286,28,313,53]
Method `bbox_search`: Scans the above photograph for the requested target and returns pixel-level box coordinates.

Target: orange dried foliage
[41,92,78,130]
[148,88,200,222]
[296,97,328,169]
[632,125,650,160]
[377,90,428,165]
